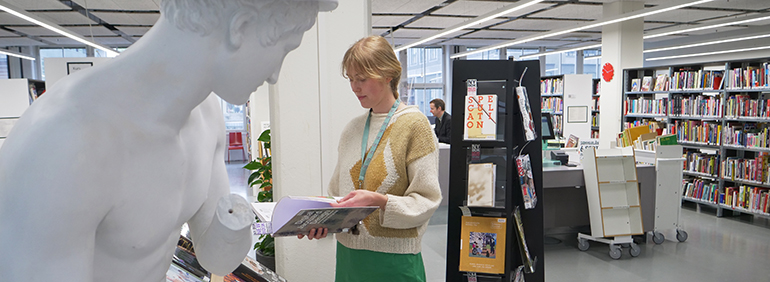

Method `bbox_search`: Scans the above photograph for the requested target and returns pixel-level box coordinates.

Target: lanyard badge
[359,99,400,189]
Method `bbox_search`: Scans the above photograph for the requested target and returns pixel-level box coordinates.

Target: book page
[467,163,496,207]
[271,206,377,237]
[459,216,507,274]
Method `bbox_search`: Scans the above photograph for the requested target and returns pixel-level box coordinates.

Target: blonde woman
[299,36,442,282]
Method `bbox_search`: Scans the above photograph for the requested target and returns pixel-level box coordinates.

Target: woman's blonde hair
[342,36,401,99]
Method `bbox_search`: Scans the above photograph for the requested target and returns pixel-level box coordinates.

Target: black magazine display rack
[446,59,544,282]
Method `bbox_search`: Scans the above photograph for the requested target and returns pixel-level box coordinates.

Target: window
[95,47,126,58]
[219,98,247,131]
[466,48,500,60]
[545,51,578,76]
[406,47,444,116]
[0,54,7,79]
[545,52,560,76]
[39,48,87,81]
[506,48,539,60]
[583,49,602,79]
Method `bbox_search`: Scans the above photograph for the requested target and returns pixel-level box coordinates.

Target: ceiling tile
[685,26,746,36]
[9,27,60,36]
[644,9,733,23]
[68,26,116,36]
[94,36,132,45]
[38,36,83,45]
[372,15,414,27]
[3,0,68,10]
[494,18,563,31]
[129,13,160,25]
[434,1,551,18]
[392,28,444,38]
[371,0,447,14]
[90,12,159,25]
[0,37,48,46]
[699,0,770,10]
[115,26,151,36]
[535,3,602,20]
[0,13,34,25]
[466,29,537,40]
[33,11,96,25]
[406,15,469,29]
[70,0,160,10]
[0,29,16,36]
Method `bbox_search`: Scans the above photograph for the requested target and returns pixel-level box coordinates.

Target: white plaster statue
[0,0,336,281]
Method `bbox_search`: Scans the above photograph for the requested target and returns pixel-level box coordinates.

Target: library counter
[542,163,656,232]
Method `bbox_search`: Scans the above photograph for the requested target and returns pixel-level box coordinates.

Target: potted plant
[244,129,276,271]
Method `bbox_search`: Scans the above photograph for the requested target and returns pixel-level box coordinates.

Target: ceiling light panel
[34,11,98,25]
[406,16,477,29]
[534,3,603,20]
[371,0,446,14]
[372,15,414,27]
[3,0,67,9]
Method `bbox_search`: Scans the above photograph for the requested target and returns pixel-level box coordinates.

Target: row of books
[625,97,668,115]
[721,155,770,184]
[723,123,770,149]
[685,151,720,176]
[722,185,770,215]
[726,63,770,89]
[725,95,770,118]
[670,95,722,117]
[671,120,722,145]
[541,77,563,95]
[670,69,724,91]
[591,130,599,138]
[591,113,600,127]
[541,97,563,113]
[683,179,720,203]
[616,124,674,148]
[591,96,600,111]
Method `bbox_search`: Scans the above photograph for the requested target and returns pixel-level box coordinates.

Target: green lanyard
[359,99,400,188]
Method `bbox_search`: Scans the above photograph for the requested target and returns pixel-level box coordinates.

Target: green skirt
[335,242,426,282]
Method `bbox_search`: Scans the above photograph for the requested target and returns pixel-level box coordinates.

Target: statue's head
[160,0,338,104]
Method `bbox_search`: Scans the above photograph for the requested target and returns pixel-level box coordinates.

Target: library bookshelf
[621,60,770,219]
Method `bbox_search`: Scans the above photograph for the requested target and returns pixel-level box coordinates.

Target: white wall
[43,57,112,90]
[269,1,370,281]
[0,79,33,150]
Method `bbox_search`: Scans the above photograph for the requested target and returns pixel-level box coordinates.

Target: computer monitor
[541,112,555,140]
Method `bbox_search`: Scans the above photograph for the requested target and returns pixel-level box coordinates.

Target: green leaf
[243,160,261,170]
[258,129,271,143]
[247,173,260,185]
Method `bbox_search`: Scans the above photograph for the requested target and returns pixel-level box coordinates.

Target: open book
[251,196,378,237]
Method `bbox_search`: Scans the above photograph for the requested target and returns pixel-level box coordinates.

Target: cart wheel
[629,243,641,257]
[578,239,590,251]
[652,232,665,244]
[676,230,688,242]
[609,245,622,260]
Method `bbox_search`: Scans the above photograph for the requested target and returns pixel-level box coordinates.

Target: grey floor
[227,162,770,282]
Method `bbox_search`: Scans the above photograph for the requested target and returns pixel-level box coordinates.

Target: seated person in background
[430,98,451,144]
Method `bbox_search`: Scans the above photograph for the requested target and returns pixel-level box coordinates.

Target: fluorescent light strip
[645,33,770,53]
[0,49,35,61]
[393,0,546,52]
[585,55,601,60]
[0,1,119,56]
[646,45,770,61]
[644,15,770,39]
[519,43,601,60]
[451,0,713,59]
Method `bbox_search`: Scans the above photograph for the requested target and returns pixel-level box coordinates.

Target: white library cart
[635,145,689,244]
[578,147,644,259]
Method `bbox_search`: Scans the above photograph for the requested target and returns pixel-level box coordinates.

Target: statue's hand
[215,194,254,232]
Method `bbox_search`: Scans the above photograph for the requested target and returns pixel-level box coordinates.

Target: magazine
[251,196,377,237]
[516,86,537,141]
[515,155,537,209]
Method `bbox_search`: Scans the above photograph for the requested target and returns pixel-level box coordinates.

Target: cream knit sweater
[329,105,442,254]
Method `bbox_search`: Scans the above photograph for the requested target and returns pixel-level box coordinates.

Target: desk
[542,164,656,232]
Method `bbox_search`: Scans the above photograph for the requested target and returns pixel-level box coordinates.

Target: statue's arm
[186,149,253,275]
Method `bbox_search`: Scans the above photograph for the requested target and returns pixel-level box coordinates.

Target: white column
[599,1,643,148]
[269,1,370,281]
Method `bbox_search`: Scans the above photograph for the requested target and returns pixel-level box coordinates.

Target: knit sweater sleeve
[380,117,442,229]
